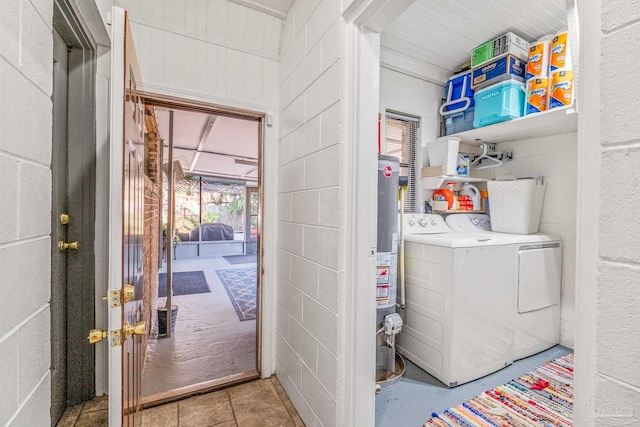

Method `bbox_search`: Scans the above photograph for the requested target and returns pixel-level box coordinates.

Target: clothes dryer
[446,214,562,360]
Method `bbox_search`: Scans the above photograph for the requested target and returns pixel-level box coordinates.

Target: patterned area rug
[427,353,574,427]
[216,267,257,321]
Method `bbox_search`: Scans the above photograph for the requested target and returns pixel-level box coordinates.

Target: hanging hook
[470,143,502,170]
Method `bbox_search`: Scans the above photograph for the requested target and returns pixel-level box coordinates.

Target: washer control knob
[471,218,480,226]
[418,218,428,227]
[408,219,416,227]
[430,220,437,226]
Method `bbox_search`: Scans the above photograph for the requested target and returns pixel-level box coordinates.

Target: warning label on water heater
[376,251,397,309]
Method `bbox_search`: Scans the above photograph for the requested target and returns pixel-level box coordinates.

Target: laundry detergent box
[471,32,530,68]
[439,71,475,116]
[473,79,525,128]
[471,54,526,90]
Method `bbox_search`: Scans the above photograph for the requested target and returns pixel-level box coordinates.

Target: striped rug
[427,353,574,427]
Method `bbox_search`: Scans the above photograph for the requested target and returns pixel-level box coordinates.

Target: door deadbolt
[60,214,69,224]
[88,329,107,344]
[59,241,79,251]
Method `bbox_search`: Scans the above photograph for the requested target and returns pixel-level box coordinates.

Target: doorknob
[123,321,146,339]
[60,214,70,224]
[88,329,108,344]
[59,241,79,251]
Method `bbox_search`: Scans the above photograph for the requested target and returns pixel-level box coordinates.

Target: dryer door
[518,243,561,313]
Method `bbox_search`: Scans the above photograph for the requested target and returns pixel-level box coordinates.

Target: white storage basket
[426,137,460,176]
[487,178,546,234]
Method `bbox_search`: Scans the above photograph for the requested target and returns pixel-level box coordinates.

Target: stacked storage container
[470,32,529,128]
[439,71,475,135]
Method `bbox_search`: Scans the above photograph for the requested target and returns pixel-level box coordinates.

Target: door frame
[341,1,419,425]
[139,91,273,383]
[51,0,102,416]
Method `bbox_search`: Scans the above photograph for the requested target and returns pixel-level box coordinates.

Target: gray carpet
[216,267,257,321]
[158,271,210,298]
[223,254,257,265]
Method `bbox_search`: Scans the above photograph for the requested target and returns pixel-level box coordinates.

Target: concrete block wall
[276,1,343,425]
[592,0,640,417]
[0,0,54,424]
[480,133,578,348]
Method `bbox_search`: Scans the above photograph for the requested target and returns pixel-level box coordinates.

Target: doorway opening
[140,97,263,406]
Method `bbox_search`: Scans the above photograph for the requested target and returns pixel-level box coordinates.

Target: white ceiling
[381,0,567,74]
[155,108,260,182]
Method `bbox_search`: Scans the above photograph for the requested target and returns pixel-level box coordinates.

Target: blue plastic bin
[444,107,475,135]
[439,71,474,116]
[473,80,525,128]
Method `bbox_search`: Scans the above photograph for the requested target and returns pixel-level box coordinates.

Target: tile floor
[57,376,305,427]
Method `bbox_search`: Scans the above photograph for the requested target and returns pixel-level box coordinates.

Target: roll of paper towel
[550,30,572,72]
[526,35,552,79]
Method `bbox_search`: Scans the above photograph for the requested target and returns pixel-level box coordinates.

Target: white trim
[341,1,416,425]
[108,6,125,425]
[128,15,280,62]
[261,118,278,378]
[227,0,289,20]
[94,50,111,397]
[574,0,600,425]
[343,0,417,32]
[66,0,111,46]
[340,20,380,427]
[141,82,275,117]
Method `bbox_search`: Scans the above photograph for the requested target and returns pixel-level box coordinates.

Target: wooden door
[108,7,146,426]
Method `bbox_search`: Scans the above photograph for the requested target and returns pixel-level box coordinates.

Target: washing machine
[446,214,562,360]
[397,214,516,387]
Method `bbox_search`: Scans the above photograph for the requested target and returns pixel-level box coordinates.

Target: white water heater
[376,155,403,387]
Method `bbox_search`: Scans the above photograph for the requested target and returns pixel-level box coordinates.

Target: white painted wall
[117,0,281,112]
[276,1,343,425]
[575,0,640,423]
[0,0,54,424]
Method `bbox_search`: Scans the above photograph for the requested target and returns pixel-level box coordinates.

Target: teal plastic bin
[473,79,525,128]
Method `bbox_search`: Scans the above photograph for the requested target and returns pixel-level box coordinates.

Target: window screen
[385,113,418,213]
